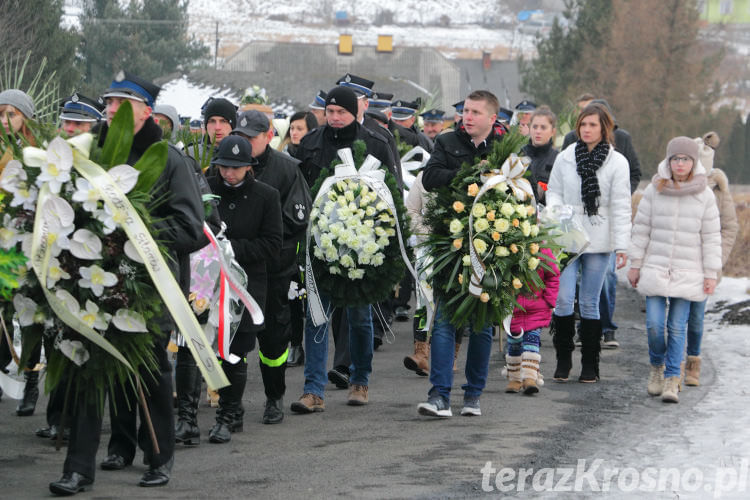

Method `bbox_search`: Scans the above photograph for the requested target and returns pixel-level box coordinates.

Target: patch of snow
[157,76,238,120]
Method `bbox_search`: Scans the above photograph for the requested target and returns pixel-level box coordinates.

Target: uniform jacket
[207,174,283,332]
[629,159,721,302]
[293,121,396,188]
[521,140,558,205]
[364,115,403,188]
[421,126,503,190]
[510,248,560,334]
[546,143,632,254]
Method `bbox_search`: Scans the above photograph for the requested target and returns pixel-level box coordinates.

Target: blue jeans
[555,252,610,319]
[646,296,691,378]
[303,294,373,398]
[428,303,493,402]
[599,252,618,333]
[686,299,707,356]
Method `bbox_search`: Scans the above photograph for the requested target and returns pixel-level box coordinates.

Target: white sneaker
[417,395,452,417]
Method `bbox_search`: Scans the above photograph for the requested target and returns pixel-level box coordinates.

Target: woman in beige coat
[683,132,738,386]
[627,137,721,404]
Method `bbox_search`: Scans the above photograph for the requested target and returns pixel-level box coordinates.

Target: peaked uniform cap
[60,93,104,122]
[336,73,374,97]
[102,71,160,108]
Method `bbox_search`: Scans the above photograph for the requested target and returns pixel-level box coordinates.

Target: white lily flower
[25,137,74,193]
[0,214,22,249]
[46,257,71,288]
[41,194,76,254]
[69,229,103,260]
[112,309,148,332]
[58,339,90,366]
[120,240,145,263]
[108,164,140,194]
[79,300,111,330]
[78,264,117,296]
[12,294,37,327]
[0,160,26,191]
[55,288,80,314]
[123,240,145,263]
[66,133,93,158]
[9,182,38,211]
[71,177,100,212]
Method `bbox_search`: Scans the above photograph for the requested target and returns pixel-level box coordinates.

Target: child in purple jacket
[506,248,559,395]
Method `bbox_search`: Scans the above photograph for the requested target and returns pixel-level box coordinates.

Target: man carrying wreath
[418,90,504,418]
[290,86,394,411]
[50,71,206,495]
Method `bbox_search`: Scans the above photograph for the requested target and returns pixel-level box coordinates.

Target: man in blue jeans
[600,252,620,348]
[418,90,504,417]
[290,294,374,411]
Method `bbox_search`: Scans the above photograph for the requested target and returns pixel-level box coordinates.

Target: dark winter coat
[521,140,559,205]
[252,145,311,275]
[363,115,403,188]
[562,128,641,193]
[421,126,503,190]
[98,117,206,334]
[207,174,283,335]
[389,121,434,153]
[293,121,396,188]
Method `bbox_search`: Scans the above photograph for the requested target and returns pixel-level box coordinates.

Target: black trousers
[64,342,175,479]
[255,272,293,400]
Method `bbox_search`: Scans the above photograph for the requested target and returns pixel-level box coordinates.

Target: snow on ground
[187,0,537,58]
[157,76,238,120]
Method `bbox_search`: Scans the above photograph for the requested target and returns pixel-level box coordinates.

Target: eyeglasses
[670,156,692,164]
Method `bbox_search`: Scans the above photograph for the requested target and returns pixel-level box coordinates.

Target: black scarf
[574,140,609,217]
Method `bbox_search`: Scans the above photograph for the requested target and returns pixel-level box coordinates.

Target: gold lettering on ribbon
[72,153,228,390]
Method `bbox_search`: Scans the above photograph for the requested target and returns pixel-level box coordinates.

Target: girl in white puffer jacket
[627,136,721,404]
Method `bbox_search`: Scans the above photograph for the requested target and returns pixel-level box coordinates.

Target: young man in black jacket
[230,110,311,424]
[290,86,393,412]
[418,90,503,418]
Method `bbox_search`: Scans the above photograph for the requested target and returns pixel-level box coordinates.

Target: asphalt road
[0,284,715,499]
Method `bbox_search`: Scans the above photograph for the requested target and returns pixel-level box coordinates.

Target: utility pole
[214,21,219,69]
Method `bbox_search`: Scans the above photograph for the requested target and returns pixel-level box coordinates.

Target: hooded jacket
[510,248,560,333]
[628,159,722,302]
[546,143,632,254]
[695,135,738,271]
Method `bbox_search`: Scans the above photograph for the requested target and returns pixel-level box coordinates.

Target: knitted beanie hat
[0,89,35,119]
[204,98,237,129]
[325,86,358,119]
[666,136,699,163]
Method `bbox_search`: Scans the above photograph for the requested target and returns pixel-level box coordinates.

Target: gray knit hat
[666,136,699,163]
[0,89,35,119]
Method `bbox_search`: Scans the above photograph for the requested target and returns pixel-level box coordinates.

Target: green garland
[1,101,169,409]
[422,128,560,330]
[308,140,411,307]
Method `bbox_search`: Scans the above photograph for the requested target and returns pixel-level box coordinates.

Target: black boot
[262,398,284,424]
[174,349,202,446]
[16,370,40,416]
[579,318,602,383]
[552,314,575,382]
[209,360,246,444]
[286,345,304,367]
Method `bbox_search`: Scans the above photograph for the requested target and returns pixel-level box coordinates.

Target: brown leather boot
[685,356,701,386]
[403,341,430,376]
